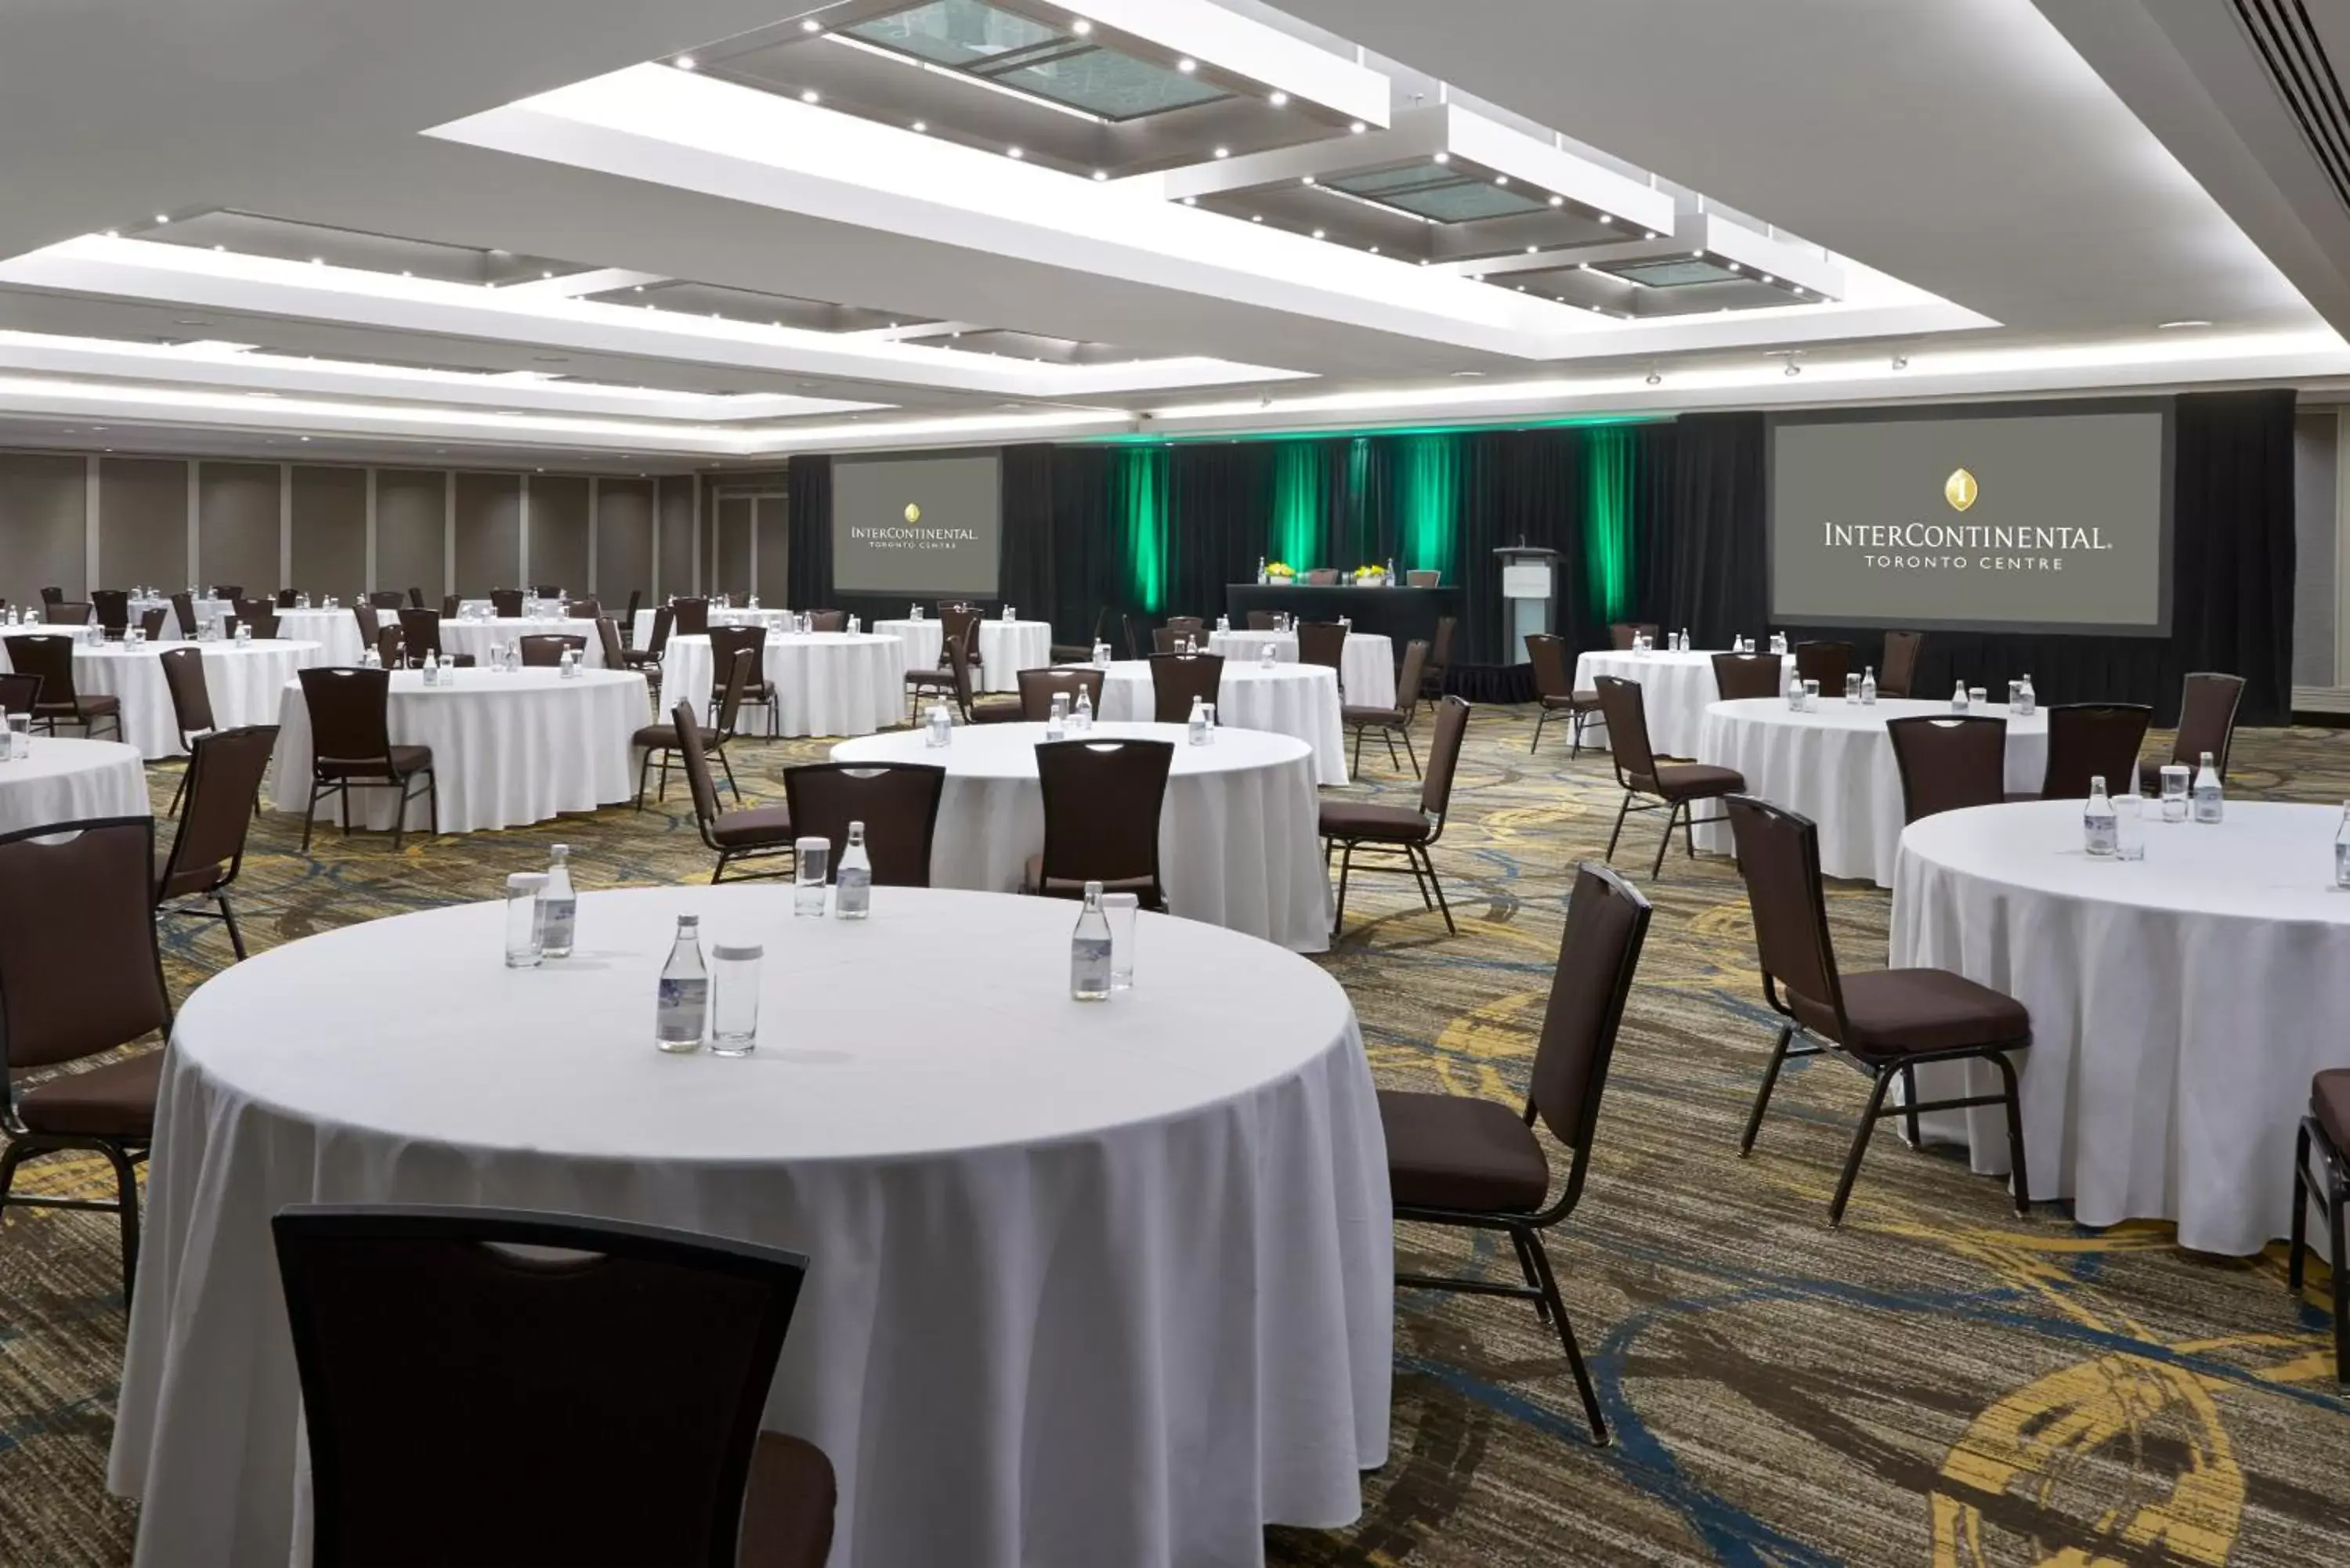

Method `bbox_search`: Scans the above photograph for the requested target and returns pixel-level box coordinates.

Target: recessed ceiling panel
[1606,257,1749,288]
[1327,164,1549,223]
[847,1,1231,121]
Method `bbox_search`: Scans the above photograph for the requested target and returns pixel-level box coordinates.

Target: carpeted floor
[3,705,2346,1567]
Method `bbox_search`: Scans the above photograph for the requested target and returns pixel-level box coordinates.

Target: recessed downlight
[801,17,821,31]
[2157,319,2213,330]
[1213,146,1229,159]
[1176,57,1196,73]
[1071,17,1093,34]
[1431,152,1449,165]
[1268,90,1288,106]
[1348,121,1365,133]
[674,55,696,70]
[800,89,820,103]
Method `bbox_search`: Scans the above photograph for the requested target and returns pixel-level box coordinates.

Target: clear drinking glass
[1200,702,1217,739]
[1844,673,1861,703]
[708,941,763,1055]
[1802,678,1820,711]
[1969,687,1988,708]
[504,873,547,967]
[794,838,830,916]
[2114,790,2146,861]
[5,713,29,761]
[2159,764,2191,823]
[1101,892,1139,991]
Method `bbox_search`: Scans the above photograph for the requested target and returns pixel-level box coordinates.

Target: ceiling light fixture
[1726,262,1741,273]
[1761,274,1775,284]
[1213,146,1228,158]
[1368,245,1379,254]
[1182,195,1198,205]
[1071,17,1093,34]
[1597,215,1612,226]
[540,270,553,279]
[801,89,820,103]
[1646,370,1662,385]
[1525,244,1538,254]
[801,17,820,31]
[1007,145,1023,158]
[1249,214,1261,222]
[675,55,696,70]
[911,120,927,132]
[1891,353,1910,369]
[1548,195,1564,208]
[2158,319,2213,330]
[1092,169,1108,180]
[1176,57,1196,73]
[1349,121,1365,133]
[1642,231,1656,240]
[1432,152,1449,164]
[1493,175,1508,186]
[153,215,169,224]
[1311,229,1325,239]
[1301,175,1314,185]
[1784,360,1802,377]
[1268,90,1288,106]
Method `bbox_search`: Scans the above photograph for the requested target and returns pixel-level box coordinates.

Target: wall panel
[454,472,522,596]
[0,453,88,611]
[96,457,186,589]
[757,496,790,606]
[375,470,446,605]
[527,475,590,598]
[197,462,280,596]
[595,478,655,609]
[290,466,367,596]
[658,476,695,598]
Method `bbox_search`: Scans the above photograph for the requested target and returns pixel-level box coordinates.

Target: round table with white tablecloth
[0,637,324,761]
[270,609,364,666]
[1572,649,1791,761]
[109,885,1390,1568]
[974,619,1050,693]
[1209,630,1395,710]
[267,667,645,833]
[437,616,607,669]
[630,606,796,645]
[1690,697,2048,887]
[0,736,150,834]
[661,631,902,738]
[1094,658,1348,785]
[1890,799,2350,1256]
[132,596,233,641]
[870,616,944,674]
[833,721,1332,952]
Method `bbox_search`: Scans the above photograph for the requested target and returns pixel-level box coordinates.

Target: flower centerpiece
[1264,560,1296,583]
[1351,563,1388,587]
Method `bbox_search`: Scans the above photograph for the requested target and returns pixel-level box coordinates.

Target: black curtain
[1167,443,1275,624]
[998,443,1056,625]
[1642,411,1768,647]
[784,454,831,611]
[1047,445,1116,646]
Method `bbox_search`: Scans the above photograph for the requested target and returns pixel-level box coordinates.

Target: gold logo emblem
[1944,468,1978,511]
[903,502,921,523]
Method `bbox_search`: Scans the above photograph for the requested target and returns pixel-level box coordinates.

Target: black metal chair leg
[217,894,247,960]
[635,750,653,811]
[1332,841,1355,936]
[1401,728,1419,779]
[0,1140,27,1206]
[1649,800,1682,879]
[1828,1069,1898,1227]
[1351,726,1365,775]
[718,744,741,802]
[1507,1227,1549,1322]
[103,1143,140,1308]
[1603,793,1632,862]
[167,764,189,818]
[1381,728,1401,771]
[1902,1064,1922,1147]
[389,776,405,855]
[1741,1025,1795,1154]
[1991,1049,2030,1216]
[301,783,321,851]
[1419,844,1455,934]
[2329,1172,2349,1382]
[1531,709,1548,752]
[2290,1122,2311,1293]
[1523,1232,1608,1446]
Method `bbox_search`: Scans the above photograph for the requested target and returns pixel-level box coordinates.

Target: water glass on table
[2159,764,2191,823]
[503,873,547,968]
[708,941,763,1056]
[1101,893,1139,991]
[794,838,830,916]
[5,714,28,761]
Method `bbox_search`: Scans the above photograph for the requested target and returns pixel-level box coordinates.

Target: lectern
[1494,547,1558,664]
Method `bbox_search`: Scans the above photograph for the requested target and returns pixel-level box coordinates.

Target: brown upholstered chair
[4,634,121,741]
[1303,568,1342,586]
[367,591,405,610]
[1321,695,1470,938]
[154,724,277,962]
[1016,666,1104,722]
[674,696,796,882]
[707,627,778,737]
[1607,622,1658,651]
[667,596,709,636]
[1725,794,2031,1226]
[1246,611,1279,631]
[2289,1071,2350,1382]
[406,587,425,609]
[620,591,642,642]
[1526,633,1603,757]
[804,609,845,633]
[136,606,169,642]
[372,624,404,669]
[1420,614,1456,713]
[272,1205,834,1568]
[488,588,526,619]
[234,598,273,634]
[627,604,673,689]
[92,588,131,638]
[0,673,38,718]
[946,626,1020,723]
[1379,862,1650,1443]
[1296,621,1347,698]
[567,598,602,623]
[1405,569,1440,587]
[1711,651,1784,702]
[44,601,92,626]
[157,647,219,816]
[38,586,63,606]
[295,667,436,852]
[1121,612,1151,663]
[637,649,747,808]
[1591,676,1742,879]
[2038,703,2153,800]
[1049,608,1109,667]
[396,608,451,666]
[532,583,562,600]
[1885,714,2008,824]
[1877,630,1923,698]
[516,634,585,668]
[242,609,281,641]
[938,605,982,677]
[172,591,200,640]
[1346,639,1430,777]
[782,762,945,887]
[277,589,301,609]
[1025,736,1173,905]
[1149,625,1189,656]
[2138,671,2247,793]
[1162,616,1205,643]
[1148,652,1224,724]
[1793,641,1853,692]
[440,594,460,620]
[0,815,172,1306]
[352,602,381,649]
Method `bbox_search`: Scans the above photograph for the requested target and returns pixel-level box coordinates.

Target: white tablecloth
[976,620,1050,694]
[1095,659,1348,785]
[870,617,944,674]
[1209,630,1395,710]
[631,607,796,645]
[663,633,903,738]
[1573,649,1791,760]
[1691,697,2049,887]
[438,617,607,669]
[1890,800,2350,1255]
[0,737,150,833]
[133,597,233,641]
[0,638,324,760]
[110,886,1390,1568]
[271,609,363,666]
[833,721,1332,953]
[267,667,645,833]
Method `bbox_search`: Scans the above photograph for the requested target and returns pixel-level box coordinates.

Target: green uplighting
[1583,425,1636,621]
[1269,441,1322,569]
[1394,432,1459,583]
[1113,444,1169,612]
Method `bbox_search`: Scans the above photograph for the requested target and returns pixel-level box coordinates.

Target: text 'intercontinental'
[849,525,980,552]
[1823,521,2113,573]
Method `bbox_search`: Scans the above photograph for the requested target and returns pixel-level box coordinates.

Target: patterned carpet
[3,704,2347,1567]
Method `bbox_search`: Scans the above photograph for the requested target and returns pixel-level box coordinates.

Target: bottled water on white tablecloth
[2335,804,2350,888]
[926,703,953,747]
[2083,777,2117,858]
[1860,666,1876,705]
[1951,681,1970,714]
[1072,688,1093,732]
[2015,673,2036,717]
[2192,751,2224,824]
[1188,695,1209,745]
[1045,692,1068,740]
[1071,882,1113,1001]
[538,844,577,957]
[655,916,708,1053]
[835,822,871,920]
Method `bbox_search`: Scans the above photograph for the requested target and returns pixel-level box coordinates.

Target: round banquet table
[870,616,943,674]
[271,609,363,666]
[1690,697,2048,887]
[976,620,1050,693]
[438,616,607,668]
[267,667,645,833]
[832,721,1332,952]
[1572,649,1791,761]
[629,607,819,645]
[1209,630,1395,710]
[132,596,232,641]
[1094,658,1348,785]
[1890,800,2350,1256]
[0,638,324,761]
[0,736,150,833]
[108,885,1391,1568]
[662,632,903,738]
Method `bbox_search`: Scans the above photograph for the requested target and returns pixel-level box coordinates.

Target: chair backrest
[2170,672,2247,775]
[672,694,727,829]
[1246,611,1278,631]
[517,634,585,668]
[942,620,982,719]
[1419,695,1470,823]
[1149,626,1183,656]
[91,588,131,632]
[595,617,628,672]
[38,586,63,605]
[1295,620,1347,677]
[1163,616,1205,640]
[1406,569,1440,588]
[1304,568,1341,585]
[939,604,980,659]
[1388,640,1431,715]
[0,817,171,1075]
[783,763,946,887]
[137,605,169,641]
[1792,641,1853,691]
[709,647,753,743]
[1524,634,1574,701]
[805,609,845,633]
[158,646,219,737]
[245,609,281,641]
[4,635,79,713]
[1017,666,1104,721]
[172,591,199,638]
[373,624,404,668]
[1724,796,1848,1035]
[159,725,278,901]
[277,589,301,608]
[440,594,459,620]
[1885,714,2008,823]
[1034,738,1173,902]
[1607,622,1658,651]
[1527,864,1654,1194]
[2039,703,2153,800]
[0,673,38,715]
[707,627,766,696]
[407,587,425,609]
[533,584,562,600]
[1592,675,1659,782]
[670,597,710,636]
[235,598,271,630]
[567,598,602,623]
[272,1204,809,1568]
[299,667,396,770]
[46,600,92,626]
[1711,652,1783,701]
[353,603,381,645]
[490,588,526,619]
[1148,652,1224,723]
[210,584,244,602]
[1122,612,1149,661]
[367,591,405,610]
[396,609,444,660]
[624,590,642,630]
[1428,614,1456,670]
[1878,630,1923,698]
[645,604,675,658]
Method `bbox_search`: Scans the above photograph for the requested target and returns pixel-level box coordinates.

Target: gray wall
[376,470,446,605]
[528,475,591,598]
[2294,409,2338,690]
[453,472,522,598]
[291,466,367,598]
[596,478,655,607]
[197,463,280,595]
[0,453,88,611]
[659,476,696,600]
[97,457,187,589]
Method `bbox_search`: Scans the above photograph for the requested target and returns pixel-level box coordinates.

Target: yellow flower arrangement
[1264,561,1296,580]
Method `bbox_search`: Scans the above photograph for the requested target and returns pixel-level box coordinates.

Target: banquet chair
[1049,608,1108,665]
[1304,569,1342,586]
[1148,652,1224,723]
[209,585,244,602]
[783,762,945,887]
[2037,703,2152,800]
[1405,569,1440,587]
[352,602,381,649]
[621,590,642,643]
[2138,671,2247,792]
[1712,651,1784,702]
[945,626,1020,724]
[1296,621,1348,698]
[517,634,585,668]
[674,697,797,883]
[1877,630,1924,698]
[533,583,562,600]
[406,587,425,609]
[367,591,404,610]
[1793,641,1853,692]
[1420,615,1456,714]
[172,591,200,641]
[1379,862,1650,1443]
[295,667,437,853]
[44,601,92,625]
[1123,612,1151,662]
[1592,676,1743,880]
[92,588,131,638]
[1885,715,2008,824]
[0,815,172,1308]
[396,608,449,666]
[804,610,846,632]
[244,609,281,641]
[626,605,673,692]
[0,673,38,717]
[939,604,983,678]
[1016,666,1104,722]
[440,594,459,620]
[1163,616,1206,643]
[158,647,219,816]
[670,596,710,636]
[155,724,277,963]
[637,649,747,808]
[4,634,121,740]
[1026,736,1173,906]
[276,589,299,609]
[1346,639,1430,778]
[567,598,602,623]
[1527,634,1603,757]
[235,598,273,632]
[1724,794,2032,1226]
[594,619,634,689]
[372,625,403,668]
[38,586,63,606]
[1607,623,1659,651]
[2288,1070,2350,1382]
[272,1205,834,1568]
[1321,695,1470,938]
[1150,626,1189,656]
[707,627,778,738]
[136,606,169,642]
[1247,611,1279,630]
[489,587,526,619]
[906,617,980,720]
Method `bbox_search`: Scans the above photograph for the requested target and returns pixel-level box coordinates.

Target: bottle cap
[507,873,548,892]
[712,942,763,962]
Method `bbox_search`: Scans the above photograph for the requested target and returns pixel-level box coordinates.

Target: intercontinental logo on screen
[1818,468,2113,574]
[848,500,980,553]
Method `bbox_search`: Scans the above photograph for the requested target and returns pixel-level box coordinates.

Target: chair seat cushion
[316,744,432,779]
[37,693,121,719]
[1342,705,1407,724]
[1020,854,1157,900]
[631,721,704,750]
[710,805,795,848]
[1540,690,1600,712]
[904,670,955,690]
[13,1050,162,1139]
[2315,1068,2350,1152]
[1788,967,2030,1056]
[1378,1090,1552,1212]
[1318,800,1430,844]
[1641,761,1744,800]
[970,700,1023,724]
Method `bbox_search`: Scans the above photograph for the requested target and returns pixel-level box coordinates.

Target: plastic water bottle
[926,703,953,747]
[835,821,871,919]
[2016,673,2036,717]
[421,651,439,686]
[655,915,707,1053]
[1951,681,1970,714]
[1071,881,1112,1001]
[535,844,577,956]
[1860,666,1877,705]
[1679,628,1691,652]
[2083,777,2117,858]
[1784,664,1803,710]
[2192,751,2224,824]
[1045,692,1068,740]
[1188,695,1209,745]
[2335,803,2350,887]
[1256,556,1267,585]
[1072,688,1093,732]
